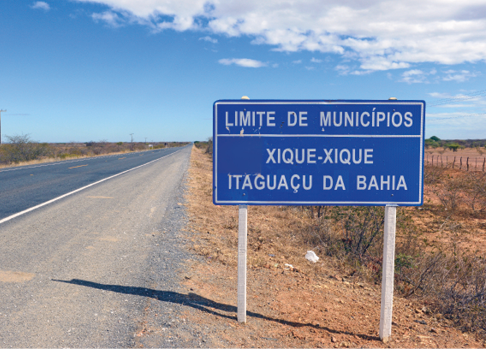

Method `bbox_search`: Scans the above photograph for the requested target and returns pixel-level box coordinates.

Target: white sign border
[213,100,425,206]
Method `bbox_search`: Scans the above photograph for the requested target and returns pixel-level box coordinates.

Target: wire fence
[425,154,486,171]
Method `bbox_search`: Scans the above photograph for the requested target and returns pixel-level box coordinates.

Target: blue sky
[0,0,485,142]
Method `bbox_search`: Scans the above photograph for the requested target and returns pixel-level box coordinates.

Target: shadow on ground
[52,278,379,341]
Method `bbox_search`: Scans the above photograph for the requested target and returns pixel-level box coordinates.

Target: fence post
[432,155,434,166]
[483,158,485,172]
[453,156,456,169]
[460,157,462,170]
[467,157,469,171]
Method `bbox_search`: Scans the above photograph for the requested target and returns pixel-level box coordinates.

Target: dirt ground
[425,148,486,158]
[419,165,486,256]
[407,204,486,257]
[180,146,485,348]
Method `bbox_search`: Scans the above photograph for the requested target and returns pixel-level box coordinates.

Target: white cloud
[199,36,218,43]
[351,69,373,76]
[429,92,449,99]
[31,1,50,11]
[426,112,486,139]
[401,69,426,84]
[92,11,122,27]
[426,112,486,126]
[218,58,266,68]
[335,64,351,75]
[400,68,440,84]
[427,91,486,138]
[428,91,486,108]
[434,103,477,108]
[75,0,486,71]
[292,60,302,64]
[442,70,478,82]
[311,57,322,63]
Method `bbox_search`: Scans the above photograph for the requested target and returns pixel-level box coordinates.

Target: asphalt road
[0,147,184,221]
[0,145,205,347]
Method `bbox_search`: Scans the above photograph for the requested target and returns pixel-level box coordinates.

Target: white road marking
[69,164,88,170]
[0,148,183,225]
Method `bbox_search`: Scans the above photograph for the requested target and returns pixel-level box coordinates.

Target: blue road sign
[213,100,425,206]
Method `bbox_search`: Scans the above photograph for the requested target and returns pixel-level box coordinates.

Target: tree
[447,143,460,152]
[430,136,441,142]
[425,139,439,148]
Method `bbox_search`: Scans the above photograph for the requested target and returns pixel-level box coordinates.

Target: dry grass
[185,147,334,276]
[183,146,486,347]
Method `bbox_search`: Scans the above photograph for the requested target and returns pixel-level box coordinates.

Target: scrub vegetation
[304,166,486,337]
[425,136,486,151]
[303,198,486,336]
[184,145,486,347]
[303,165,486,334]
[0,134,189,166]
[193,137,213,154]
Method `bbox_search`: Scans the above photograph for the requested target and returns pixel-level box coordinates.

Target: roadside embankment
[181,146,484,348]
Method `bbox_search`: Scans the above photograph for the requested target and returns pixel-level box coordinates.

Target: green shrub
[447,143,461,152]
[425,139,440,148]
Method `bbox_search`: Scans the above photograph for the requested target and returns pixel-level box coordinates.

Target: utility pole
[129,133,134,143]
[0,110,6,145]
[144,137,147,144]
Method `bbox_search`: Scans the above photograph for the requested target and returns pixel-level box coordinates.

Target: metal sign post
[379,96,399,341]
[237,96,250,323]
[380,205,397,342]
[237,204,248,322]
